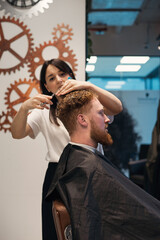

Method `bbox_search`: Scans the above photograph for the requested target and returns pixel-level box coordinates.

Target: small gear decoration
[0,0,53,19]
[52,24,73,44]
[0,16,34,75]
[4,79,40,116]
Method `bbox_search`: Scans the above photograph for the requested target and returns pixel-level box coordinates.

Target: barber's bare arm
[11,94,53,139]
[56,80,123,115]
[88,83,122,115]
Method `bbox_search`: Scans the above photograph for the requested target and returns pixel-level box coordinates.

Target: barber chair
[52,200,72,240]
[128,144,149,189]
[128,158,147,188]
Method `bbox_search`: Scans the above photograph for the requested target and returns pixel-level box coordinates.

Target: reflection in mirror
[86,56,160,90]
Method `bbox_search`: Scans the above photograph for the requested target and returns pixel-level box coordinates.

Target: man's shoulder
[62,143,99,167]
[63,144,114,166]
[65,143,96,156]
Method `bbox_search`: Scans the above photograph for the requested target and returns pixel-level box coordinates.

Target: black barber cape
[46,144,160,240]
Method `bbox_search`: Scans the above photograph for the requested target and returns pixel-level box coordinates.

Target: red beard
[90,119,113,146]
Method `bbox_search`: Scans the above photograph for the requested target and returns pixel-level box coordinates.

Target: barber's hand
[22,94,53,111]
[56,80,90,96]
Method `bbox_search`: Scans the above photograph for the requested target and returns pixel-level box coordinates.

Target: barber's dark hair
[40,58,75,94]
[39,58,76,125]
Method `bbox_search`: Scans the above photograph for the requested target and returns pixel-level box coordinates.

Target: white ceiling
[88,0,160,26]
[88,0,144,26]
[91,0,144,9]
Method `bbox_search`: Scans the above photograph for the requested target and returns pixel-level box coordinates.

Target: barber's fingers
[23,94,53,110]
[56,80,87,96]
[37,95,53,109]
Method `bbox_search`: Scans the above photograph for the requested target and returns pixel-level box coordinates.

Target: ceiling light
[158,42,160,50]
[87,56,97,64]
[86,65,95,72]
[105,84,122,89]
[105,81,126,90]
[115,65,141,72]
[120,56,150,64]
[107,81,126,85]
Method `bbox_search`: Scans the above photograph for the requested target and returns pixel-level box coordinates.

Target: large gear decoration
[0,0,53,19]
[28,24,78,81]
[28,40,78,81]
[4,79,40,116]
[0,16,34,75]
[0,110,13,133]
[6,0,40,7]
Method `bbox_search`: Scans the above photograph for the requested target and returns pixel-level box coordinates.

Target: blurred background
[86,0,160,199]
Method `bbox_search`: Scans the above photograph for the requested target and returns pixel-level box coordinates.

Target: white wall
[0,1,86,239]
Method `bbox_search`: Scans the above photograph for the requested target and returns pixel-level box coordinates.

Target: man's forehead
[91,97,103,109]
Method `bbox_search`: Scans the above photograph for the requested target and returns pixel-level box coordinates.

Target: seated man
[46,89,160,240]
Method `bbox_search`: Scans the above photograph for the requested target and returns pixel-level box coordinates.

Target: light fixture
[115,65,141,72]
[105,81,126,90]
[105,85,122,89]
[107,81,126,85]
[86,65,95,72]
[120,56,150,64]
[158,42,160,50]
[87,56,97,64]
[88,25,107,35]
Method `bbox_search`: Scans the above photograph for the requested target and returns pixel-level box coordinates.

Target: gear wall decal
[28,41,78,82]
[4,78,40,115]
[28,24,78,82]
[0,16,34,75]
[0,0,53,19]
[0,111,13,133]
[6,0,40,7]
[1,21,78,133]
[52,24,73,44]
[0,78,40,132]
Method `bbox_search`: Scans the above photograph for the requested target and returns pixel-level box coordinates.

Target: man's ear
[77,114,88,127]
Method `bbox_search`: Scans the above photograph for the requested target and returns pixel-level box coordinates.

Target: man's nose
[107,115,114,124]
[104,114,110,123]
